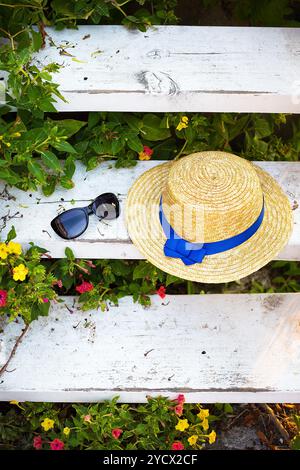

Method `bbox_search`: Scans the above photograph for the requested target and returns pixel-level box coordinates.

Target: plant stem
[0,324,29,378]
[187,280,194,295]
[111,0,127,17]
[0,3,42,8]
[174,139,187,161]
[259,404,290,444]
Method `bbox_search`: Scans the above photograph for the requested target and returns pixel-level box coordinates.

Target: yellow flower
[0,243,8,259]
[175,419,189,432]
[12,132,21,138]
[201,418,209,431]
[63,427,70,436]
[208,430,216,444]
[7,241,22,256]
[197,408,209,421]
[176,116,189,131]
[12,264,28,281]
[10,400,25,410]
[5,142,11,147]
[138,151,151,161]
[41,418,55,431]
[188,435,198,446]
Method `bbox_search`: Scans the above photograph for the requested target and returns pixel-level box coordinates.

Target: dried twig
[259,404,290,444]
[0,325,29,378]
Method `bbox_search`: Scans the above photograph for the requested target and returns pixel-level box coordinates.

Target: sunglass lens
[93,193,120,220]
[51,208,88,239]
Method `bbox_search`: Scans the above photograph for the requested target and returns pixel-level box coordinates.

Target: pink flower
[174,404,183,416]
[43,297,49,303]
[112,428,123,439]
[143,146,153,157]
[50,438,64,451]
[0,290,7,307]
[75,281,94,294]
[156,285,166,299]
[33,436,42,450]
[177,394,185,404]
[172,441,184,450]
[83,414,92,423]
[53,279,63,288]
[86,260,96,268]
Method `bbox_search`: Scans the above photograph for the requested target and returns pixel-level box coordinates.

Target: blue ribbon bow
[159,198,264,266]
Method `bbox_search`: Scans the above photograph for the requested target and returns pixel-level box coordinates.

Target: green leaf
[52,140,77,154]
[0,169,21,185]
[111,138,125,155]
[65,247,75,261]
[42,177,57,196]
[52,119,87,138]
[60,176,74,189]
[31,30,43,52]
[291,435,300,450]
[133,262,156,280]
[27,160,45,183]
[166,274,180,286]
[127,134,143,153]
[88,113,101,130]
[253,116,272,138]
[6,226,17,243]
[142,115,171,141]
[224,403,233,414]
[41,150,61,172]
[31,301,50,322]
[64,156,76,179]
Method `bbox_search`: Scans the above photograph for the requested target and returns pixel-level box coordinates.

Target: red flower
[0,290,7,307]
[112,428,123,439]
[156,285,166,299]
[143,146,153,157]
[50,438,64,451]
[75,281,94,294]
[33,436,42,450]
[177,394,185,404]
[172,441,184,450]
[174,404,183,416]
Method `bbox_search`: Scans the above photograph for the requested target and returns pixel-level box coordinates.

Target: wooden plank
[1,293,300,403]
[1,26,299,113]
[0,161,299,260]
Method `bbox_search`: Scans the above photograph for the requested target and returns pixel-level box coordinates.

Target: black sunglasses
[51,193,120,240]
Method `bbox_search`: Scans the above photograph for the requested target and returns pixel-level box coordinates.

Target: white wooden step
[1,294,300,402]
[1,161,299,260]
[2,26,300,113]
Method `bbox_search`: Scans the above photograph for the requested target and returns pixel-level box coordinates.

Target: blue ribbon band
[159,198,265,266]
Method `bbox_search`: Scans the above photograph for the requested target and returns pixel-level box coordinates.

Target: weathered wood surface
[1,294,300,402]
[2,26,299,112]
[0,160,299,260]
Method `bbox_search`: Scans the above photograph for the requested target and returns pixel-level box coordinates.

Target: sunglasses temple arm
[86,204,94,216]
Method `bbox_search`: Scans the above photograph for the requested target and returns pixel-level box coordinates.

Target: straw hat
[125,151,293,283]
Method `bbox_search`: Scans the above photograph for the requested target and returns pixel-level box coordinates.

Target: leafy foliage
[0,226,58,324]
[0,2,299,194]
[1,396,217,450]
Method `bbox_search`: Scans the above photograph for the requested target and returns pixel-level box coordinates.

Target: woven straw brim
[125,162,293,283]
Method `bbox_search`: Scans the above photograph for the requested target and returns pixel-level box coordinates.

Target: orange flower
[139,145,153,161]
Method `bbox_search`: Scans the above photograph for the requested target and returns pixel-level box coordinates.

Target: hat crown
[162,151,264,243]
